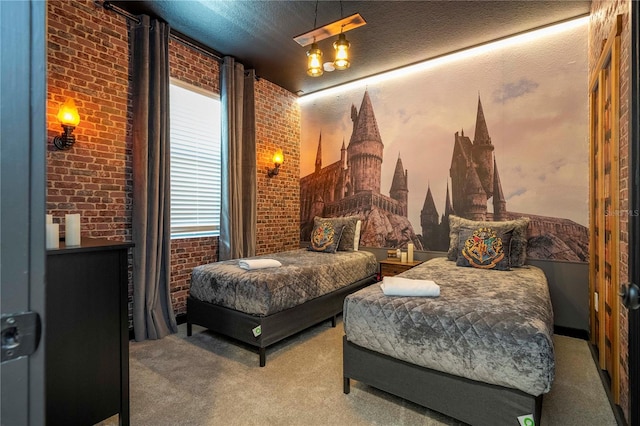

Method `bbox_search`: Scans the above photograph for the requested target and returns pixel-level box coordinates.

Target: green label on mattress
[517,414,534,426]
[252,325,262,337]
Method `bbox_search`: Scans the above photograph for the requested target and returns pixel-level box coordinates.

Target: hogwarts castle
[420,97,589,261]
[300,91,423,249]
[301,90,588,261]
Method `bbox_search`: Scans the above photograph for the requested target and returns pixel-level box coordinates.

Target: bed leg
[186,321,192,337]
[331,315,337,328]
[343,377,350,394]
[259,348,266,367]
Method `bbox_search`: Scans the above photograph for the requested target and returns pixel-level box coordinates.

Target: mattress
[190,249,378,316]
[343,257,555,396]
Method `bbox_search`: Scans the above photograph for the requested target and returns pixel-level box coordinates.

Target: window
[170,81,221,238]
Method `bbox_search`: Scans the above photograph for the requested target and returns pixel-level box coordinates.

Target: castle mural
[301,90,588,262]
[300,19,589,262]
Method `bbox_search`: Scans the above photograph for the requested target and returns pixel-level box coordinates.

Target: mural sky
[300,21,588,231]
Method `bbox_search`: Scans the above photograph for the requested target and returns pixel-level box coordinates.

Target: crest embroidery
[311,222,336,251]
[462,227,504,269]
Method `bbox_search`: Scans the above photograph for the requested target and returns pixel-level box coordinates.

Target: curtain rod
[99,0,223,63]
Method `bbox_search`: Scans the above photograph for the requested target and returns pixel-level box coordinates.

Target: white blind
[170,82,221,238]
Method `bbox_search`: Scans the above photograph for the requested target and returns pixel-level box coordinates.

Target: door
[624,3,640,425]
[0,1,47,424]
[589,15,622,402]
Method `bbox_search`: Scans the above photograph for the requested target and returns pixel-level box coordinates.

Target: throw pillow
[447,215,529,266]
[308,221,345,253]
[456,227,512,271]
[313,216,360,251]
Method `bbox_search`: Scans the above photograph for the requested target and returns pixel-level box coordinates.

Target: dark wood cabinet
[379,259,424,278]
[46,238,132,426]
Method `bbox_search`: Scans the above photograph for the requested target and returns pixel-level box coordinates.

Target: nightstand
[379,259,424,278]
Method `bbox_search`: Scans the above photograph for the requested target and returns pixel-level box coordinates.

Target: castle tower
[450,130,473,216]
[492,158,507,220]
[471,96,495,198]
[315,132,322,174]
[466,167,488,221]
[389,155,408,216]
[347,91,384,194]
[420,185,440,250]
[340,139,347,170]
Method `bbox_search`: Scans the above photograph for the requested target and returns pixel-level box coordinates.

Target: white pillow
[353,220,362,251]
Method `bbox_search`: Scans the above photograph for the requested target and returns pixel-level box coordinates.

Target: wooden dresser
[46,238,132,426]
[379,259,424,278]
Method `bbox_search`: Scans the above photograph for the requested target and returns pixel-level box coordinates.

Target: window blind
[170,82,221,238]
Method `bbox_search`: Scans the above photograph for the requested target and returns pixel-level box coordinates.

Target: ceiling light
[295,0,365,77]
[333,33,350,70]
[307,41,324,77]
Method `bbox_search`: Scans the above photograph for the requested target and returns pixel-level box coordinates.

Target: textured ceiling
[110,1,591,96]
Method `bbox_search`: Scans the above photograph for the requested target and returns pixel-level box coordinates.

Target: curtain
[219,56,257,260]
[130,15,177,341]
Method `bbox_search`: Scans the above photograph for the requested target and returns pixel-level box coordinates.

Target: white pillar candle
[408,243,414,263]
[46,223,59,249]
[65,213,81,246]
[46,214,53,224]
[401,251,408,263]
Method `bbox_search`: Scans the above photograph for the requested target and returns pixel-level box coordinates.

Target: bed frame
[343,337,543,426]
[187,274,376,367]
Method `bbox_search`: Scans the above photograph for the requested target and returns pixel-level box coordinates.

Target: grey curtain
[219,56,257,260]
[130,15,177,341]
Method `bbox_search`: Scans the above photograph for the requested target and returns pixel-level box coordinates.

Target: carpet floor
[121,320,617,426]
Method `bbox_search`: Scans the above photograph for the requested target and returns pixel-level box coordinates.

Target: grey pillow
[447,215,530,266]
[313,216,360,251]
[308,221,345,253]
[456,226,513,271]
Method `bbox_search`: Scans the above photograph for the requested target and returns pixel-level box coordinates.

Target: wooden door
[589,15,622,403]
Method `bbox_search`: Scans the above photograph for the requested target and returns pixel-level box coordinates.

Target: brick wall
[589,0,631,421]
[255,81,302,254]
[46,0,302,321]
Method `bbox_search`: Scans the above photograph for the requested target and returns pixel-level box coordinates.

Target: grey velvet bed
[343,257,555,425]
[187,249,377,366]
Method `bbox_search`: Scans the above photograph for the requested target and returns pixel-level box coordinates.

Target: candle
[65,213,81,246]
[408,243,414,263]
[46,214,53,224]
[46,223,59,249]
[401,251,408,263]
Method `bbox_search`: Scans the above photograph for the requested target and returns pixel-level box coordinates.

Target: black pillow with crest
[456,226,512,271]
[308,221,345,253]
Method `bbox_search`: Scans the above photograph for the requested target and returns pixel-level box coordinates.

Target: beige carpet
[121,320,617,426]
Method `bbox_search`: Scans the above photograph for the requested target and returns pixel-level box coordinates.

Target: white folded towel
[380,276,440,297]
[238,259,282,270]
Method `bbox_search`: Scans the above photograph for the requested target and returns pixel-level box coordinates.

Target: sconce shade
[272,149,284,166]
[268,149,284,177]
[307,42,324,77]
[333,33,350,70]
[53,98,80,150]
[57,98,80,127]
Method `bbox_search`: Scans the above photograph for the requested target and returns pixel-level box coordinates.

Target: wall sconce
[268,149,284,177]
[52,98,80,150]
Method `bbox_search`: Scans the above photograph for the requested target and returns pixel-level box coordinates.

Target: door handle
[1,312,41,363]
[619,283,640,310]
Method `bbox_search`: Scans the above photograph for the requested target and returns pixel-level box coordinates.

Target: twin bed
[187,215,555,425]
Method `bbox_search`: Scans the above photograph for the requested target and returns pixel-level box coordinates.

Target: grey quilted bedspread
[344,257,555,396]
[190,249,377,316]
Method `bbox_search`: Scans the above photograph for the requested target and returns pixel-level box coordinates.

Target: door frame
[0,0,47,424]
[628,2,639,425]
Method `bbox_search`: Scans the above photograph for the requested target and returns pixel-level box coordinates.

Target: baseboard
[588,343,628,426]
[554,325,589,340]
